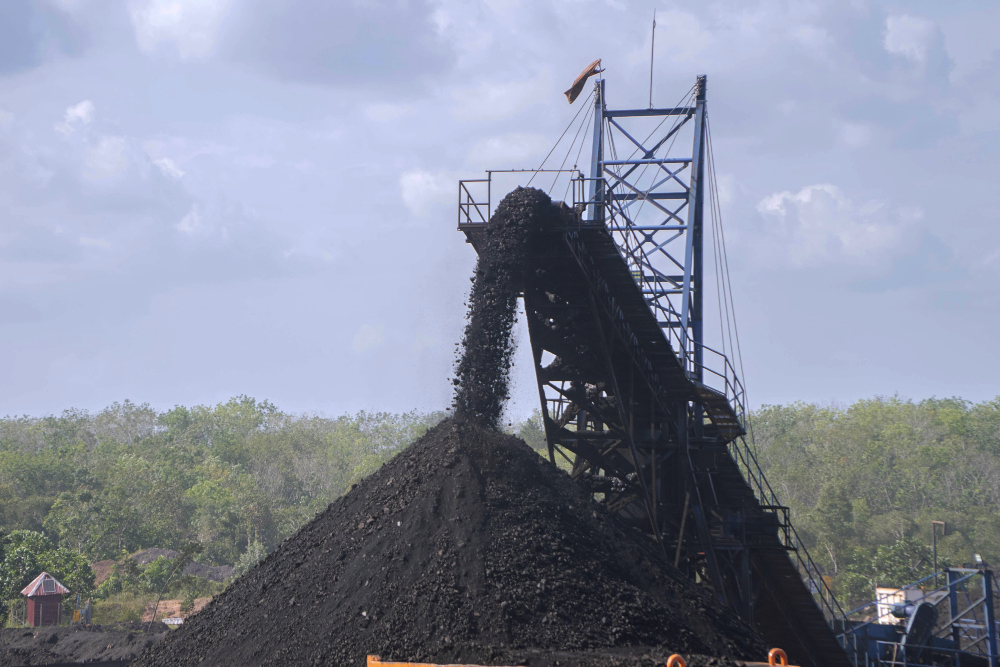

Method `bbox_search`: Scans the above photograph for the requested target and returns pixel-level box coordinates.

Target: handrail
[458,178,490,226]
[726,432,870,666]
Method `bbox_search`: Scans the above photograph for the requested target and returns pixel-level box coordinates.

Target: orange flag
[564,59,603,104]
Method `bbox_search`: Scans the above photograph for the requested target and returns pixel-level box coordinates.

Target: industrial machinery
[839,566,999,667]
[458,73,856,667]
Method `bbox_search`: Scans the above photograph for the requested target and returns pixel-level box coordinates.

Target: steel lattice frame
[457,75,857,667]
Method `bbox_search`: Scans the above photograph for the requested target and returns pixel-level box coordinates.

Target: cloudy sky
[1,0,998,419]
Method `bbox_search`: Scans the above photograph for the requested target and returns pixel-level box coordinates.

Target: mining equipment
[458,72,1000,667]
[457,73,854,667]
[837,565,999,667]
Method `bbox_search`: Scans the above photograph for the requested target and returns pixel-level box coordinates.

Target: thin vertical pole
[681,75,706,374]
[932,520,945,588]
[741,546,753,624]
[984,569,998,667]
[649,10,656,108]
[587,79,605,224]
[933,528,938,586]
[674,491,690,568]
[692,75,706,382]
[948,569,961,651]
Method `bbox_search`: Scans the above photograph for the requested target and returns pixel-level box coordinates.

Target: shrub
[91,592,154,624]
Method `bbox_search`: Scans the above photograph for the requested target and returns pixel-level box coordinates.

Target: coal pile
[452,187,556,428]
[133,185,764,666]
[134,420,764,667]
[0,621,169,665]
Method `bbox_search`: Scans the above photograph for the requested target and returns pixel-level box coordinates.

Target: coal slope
[134,420,765,667]
[0,621,169,666]
[453,186,558,429]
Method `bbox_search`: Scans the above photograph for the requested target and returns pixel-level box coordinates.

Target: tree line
[1,394,998,619]
[751,396,1000,608]
[0,397,444,621]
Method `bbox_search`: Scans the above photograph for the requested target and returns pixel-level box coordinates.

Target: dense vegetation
[0,394,998,620]
[0,397,444,623]
[752,396,1000,608]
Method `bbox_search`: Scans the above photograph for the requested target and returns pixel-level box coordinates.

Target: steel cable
[527,90,594,187]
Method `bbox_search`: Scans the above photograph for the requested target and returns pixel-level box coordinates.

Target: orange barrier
[768,648,789,666]
[743,648,798,667]
[367,657,519,667]
[367,648,798,667]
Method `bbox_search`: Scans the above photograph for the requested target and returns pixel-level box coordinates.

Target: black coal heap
[134,187,765,667]
[134,421,763,667]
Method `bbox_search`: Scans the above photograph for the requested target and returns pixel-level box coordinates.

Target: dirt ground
[142,598,212,622]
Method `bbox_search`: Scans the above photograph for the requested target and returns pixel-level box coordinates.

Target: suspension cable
[706,115,756,451]
[527,90,594,187]
[563,103,595,202]
[549,99,595,195]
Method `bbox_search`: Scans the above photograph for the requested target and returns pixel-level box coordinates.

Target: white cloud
[412,331,438,352]
[84,136,129,182]
[982,248,1000,268]
[128,0,233,60]
[884,14,937,65]
[353,324,384,354]
[791,24,832,54]
[399,169,454,217]
[940,6,1000,80]
[48,0,86,12]
[176,205,203,234]
[450,75,550,122]
[837,121,873,148]
[776,100,798,116]
[153,157,185,179]
[55,100,95,136]
[755,184,907,267]
[629,10,712,66]
[957,98,1000,135]
[467,133,548,166]
[364,103,415,123]
[79,237,112,249]
[715,173,737,209]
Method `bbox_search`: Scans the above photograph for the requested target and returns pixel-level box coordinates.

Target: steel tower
[459,74,856,667]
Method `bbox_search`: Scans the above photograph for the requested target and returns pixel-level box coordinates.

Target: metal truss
[457,75,854,667]
[585,75,748,419]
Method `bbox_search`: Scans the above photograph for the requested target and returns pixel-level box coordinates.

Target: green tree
[751,396,1000,608]
[232,541,268,579]
[0,530,95,621]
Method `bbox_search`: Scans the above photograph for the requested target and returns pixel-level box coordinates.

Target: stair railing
[728,434,868,665]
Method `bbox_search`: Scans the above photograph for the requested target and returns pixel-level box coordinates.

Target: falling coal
[451,187,555,428]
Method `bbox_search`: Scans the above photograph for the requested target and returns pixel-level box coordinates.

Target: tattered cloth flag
[563,58,604,104]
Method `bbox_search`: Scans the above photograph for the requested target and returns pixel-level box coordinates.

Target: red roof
[21,572,70,597]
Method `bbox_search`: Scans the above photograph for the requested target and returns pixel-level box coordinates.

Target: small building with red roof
[21,572,70,627]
